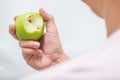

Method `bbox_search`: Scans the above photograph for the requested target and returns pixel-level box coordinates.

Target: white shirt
[21,29,120,80]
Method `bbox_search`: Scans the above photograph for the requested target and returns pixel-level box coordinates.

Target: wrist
[59,53,70,62]
[54,52,70,64]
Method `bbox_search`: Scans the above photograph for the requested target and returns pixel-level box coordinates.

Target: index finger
[9,24,19,40]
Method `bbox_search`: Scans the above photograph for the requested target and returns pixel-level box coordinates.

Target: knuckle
[22,48,33,55]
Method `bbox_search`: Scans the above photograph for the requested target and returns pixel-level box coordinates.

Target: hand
[9,8,69,70]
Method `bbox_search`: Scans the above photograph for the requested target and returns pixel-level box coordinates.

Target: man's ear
[82,0,104,18]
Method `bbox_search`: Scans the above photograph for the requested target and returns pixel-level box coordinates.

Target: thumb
[39,8,58,34]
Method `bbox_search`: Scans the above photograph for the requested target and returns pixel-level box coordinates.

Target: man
[9,0,120,79]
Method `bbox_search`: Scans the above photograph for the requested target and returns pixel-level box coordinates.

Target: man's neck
[103,0,120,36]
[83,0,120,36]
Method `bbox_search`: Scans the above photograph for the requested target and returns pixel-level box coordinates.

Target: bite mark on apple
[28,15,33,23]
[28,19,32,23]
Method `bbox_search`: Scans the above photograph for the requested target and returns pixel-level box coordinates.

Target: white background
[0,0,107,80]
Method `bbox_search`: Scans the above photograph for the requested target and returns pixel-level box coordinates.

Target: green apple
[15,12,44,41]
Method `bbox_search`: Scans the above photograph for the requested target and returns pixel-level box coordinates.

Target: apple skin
[15,12,44,41]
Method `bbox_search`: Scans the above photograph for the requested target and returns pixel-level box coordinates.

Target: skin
[83,0,120,36]
[9,0,120,70]
[9,9,69,70]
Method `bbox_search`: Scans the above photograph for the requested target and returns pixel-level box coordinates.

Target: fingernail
[33,42,40,48]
